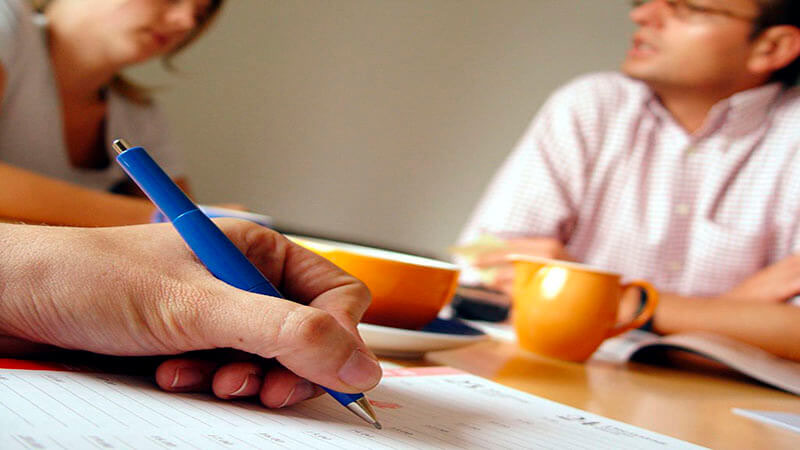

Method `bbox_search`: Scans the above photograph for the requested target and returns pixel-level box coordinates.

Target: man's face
[621,0,764,92]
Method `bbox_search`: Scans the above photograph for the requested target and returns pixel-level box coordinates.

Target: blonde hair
[33,0,226,105]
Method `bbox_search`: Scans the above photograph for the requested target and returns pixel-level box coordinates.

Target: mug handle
[606,280,659,338]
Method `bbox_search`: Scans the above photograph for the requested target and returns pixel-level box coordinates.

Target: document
[733,409,800,434]
[0,360,702,449]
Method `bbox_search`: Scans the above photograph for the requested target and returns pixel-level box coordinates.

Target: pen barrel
[116,147,195,221]
[173,210,282,296]
[116,146,282,297]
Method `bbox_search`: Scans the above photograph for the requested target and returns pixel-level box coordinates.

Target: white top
[0,0,184,192]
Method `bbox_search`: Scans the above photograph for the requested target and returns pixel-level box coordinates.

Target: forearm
[653,293,800,361]
[0,162,154,226]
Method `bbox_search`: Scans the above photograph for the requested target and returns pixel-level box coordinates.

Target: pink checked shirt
[459,72,800,297]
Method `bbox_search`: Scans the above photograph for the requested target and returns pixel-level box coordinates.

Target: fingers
[155,358,218,392]
[156,358,325,408]
[473,238,569,268]
[474,251,515,268]
[260,367,323,408]
[212,362,264,399]
[271,305,382,392]
[195,290,381,393]
[306,282,372,336]
[488,267,515,295]
[213,219,371,326]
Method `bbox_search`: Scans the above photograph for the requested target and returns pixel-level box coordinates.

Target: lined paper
[0,364,703,449]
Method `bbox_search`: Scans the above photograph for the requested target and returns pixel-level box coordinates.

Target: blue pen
[112,138,381,429]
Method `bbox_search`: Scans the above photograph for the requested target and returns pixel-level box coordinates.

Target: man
[0,220,381,408]
[459,0,800,361]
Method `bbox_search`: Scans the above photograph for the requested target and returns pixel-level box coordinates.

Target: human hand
[718,254,800,304]
[0,220,380,408]
[472,237,572,294]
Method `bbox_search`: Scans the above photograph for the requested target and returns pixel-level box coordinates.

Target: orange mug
[510,256,658,362]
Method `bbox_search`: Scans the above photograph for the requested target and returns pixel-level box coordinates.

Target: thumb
[196,289,382,393]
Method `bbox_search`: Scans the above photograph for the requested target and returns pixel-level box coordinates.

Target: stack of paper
[0,362,702,449]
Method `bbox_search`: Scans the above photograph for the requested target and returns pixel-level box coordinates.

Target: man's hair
[753,0,800,85]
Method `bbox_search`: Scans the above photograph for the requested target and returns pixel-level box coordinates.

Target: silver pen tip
[111,138,131,154]
[346,396,382,429]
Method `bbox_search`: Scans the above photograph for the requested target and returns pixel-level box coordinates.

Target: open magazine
[463,321,800,396]
[592,329,800,396]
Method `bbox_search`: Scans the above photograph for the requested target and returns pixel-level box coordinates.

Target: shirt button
[676,204,690,216]
[669,261,682,272]
[686,145,697,154]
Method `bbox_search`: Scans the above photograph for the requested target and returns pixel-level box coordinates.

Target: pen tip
[373,421,382,430]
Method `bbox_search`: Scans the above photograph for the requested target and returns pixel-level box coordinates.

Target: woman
[0,0,224,226]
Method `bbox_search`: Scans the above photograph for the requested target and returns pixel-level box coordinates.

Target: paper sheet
[0,362,703,449]
[733,409,800,434]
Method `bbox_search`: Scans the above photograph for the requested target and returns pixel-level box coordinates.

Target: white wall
[130,0,634,257]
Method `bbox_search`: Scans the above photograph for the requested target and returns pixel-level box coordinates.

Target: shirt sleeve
[457,76,601,248]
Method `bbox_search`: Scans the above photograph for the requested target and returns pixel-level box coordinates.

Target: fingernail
[279,380,315,408]
[338,349,382,389]
[230,374,261,397]
[170,368,204,389]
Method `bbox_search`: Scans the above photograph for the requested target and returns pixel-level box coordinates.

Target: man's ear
[748,25,800,75]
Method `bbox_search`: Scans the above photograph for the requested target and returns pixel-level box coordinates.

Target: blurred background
[128,0,633,258]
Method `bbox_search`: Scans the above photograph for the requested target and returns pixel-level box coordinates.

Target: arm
[633,254,800,362]
[0,220,380,405]
[652,294,800,362]
[0,162,156,226]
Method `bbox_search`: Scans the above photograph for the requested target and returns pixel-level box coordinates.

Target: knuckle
[344,280,372,321]
[350,279,372,306]
[284,308,340,349]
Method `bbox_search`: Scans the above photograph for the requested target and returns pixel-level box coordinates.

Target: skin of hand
[716,254,800,304]
[0,219,382,408]
[473,237,572,295]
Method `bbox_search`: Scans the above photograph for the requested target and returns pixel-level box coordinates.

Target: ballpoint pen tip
[373,421,382,430]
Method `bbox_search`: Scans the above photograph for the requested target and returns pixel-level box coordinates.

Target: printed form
[0,362,703,449]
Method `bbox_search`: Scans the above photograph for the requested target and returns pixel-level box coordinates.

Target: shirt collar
[723,82,784,129]
[641,81,785,138]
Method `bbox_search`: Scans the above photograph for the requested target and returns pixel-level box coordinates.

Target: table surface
[386,339,800,449]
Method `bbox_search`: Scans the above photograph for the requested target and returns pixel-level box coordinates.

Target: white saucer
[357,318,488,359]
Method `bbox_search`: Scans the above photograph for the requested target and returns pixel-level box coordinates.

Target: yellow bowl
[289,236,460,330]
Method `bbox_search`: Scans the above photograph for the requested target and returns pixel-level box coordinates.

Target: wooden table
[386,340,800,449]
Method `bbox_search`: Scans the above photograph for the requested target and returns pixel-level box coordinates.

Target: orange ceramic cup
[289,236,460,330]
[510,256,658,362]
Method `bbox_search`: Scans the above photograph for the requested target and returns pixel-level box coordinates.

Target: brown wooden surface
[385,340,800,449]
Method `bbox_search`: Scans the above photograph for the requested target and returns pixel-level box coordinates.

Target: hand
[0,220,381,408]
[718,254,800,304]
[472,237,571,294]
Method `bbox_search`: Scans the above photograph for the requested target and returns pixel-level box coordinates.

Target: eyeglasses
[631,0,758,22]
